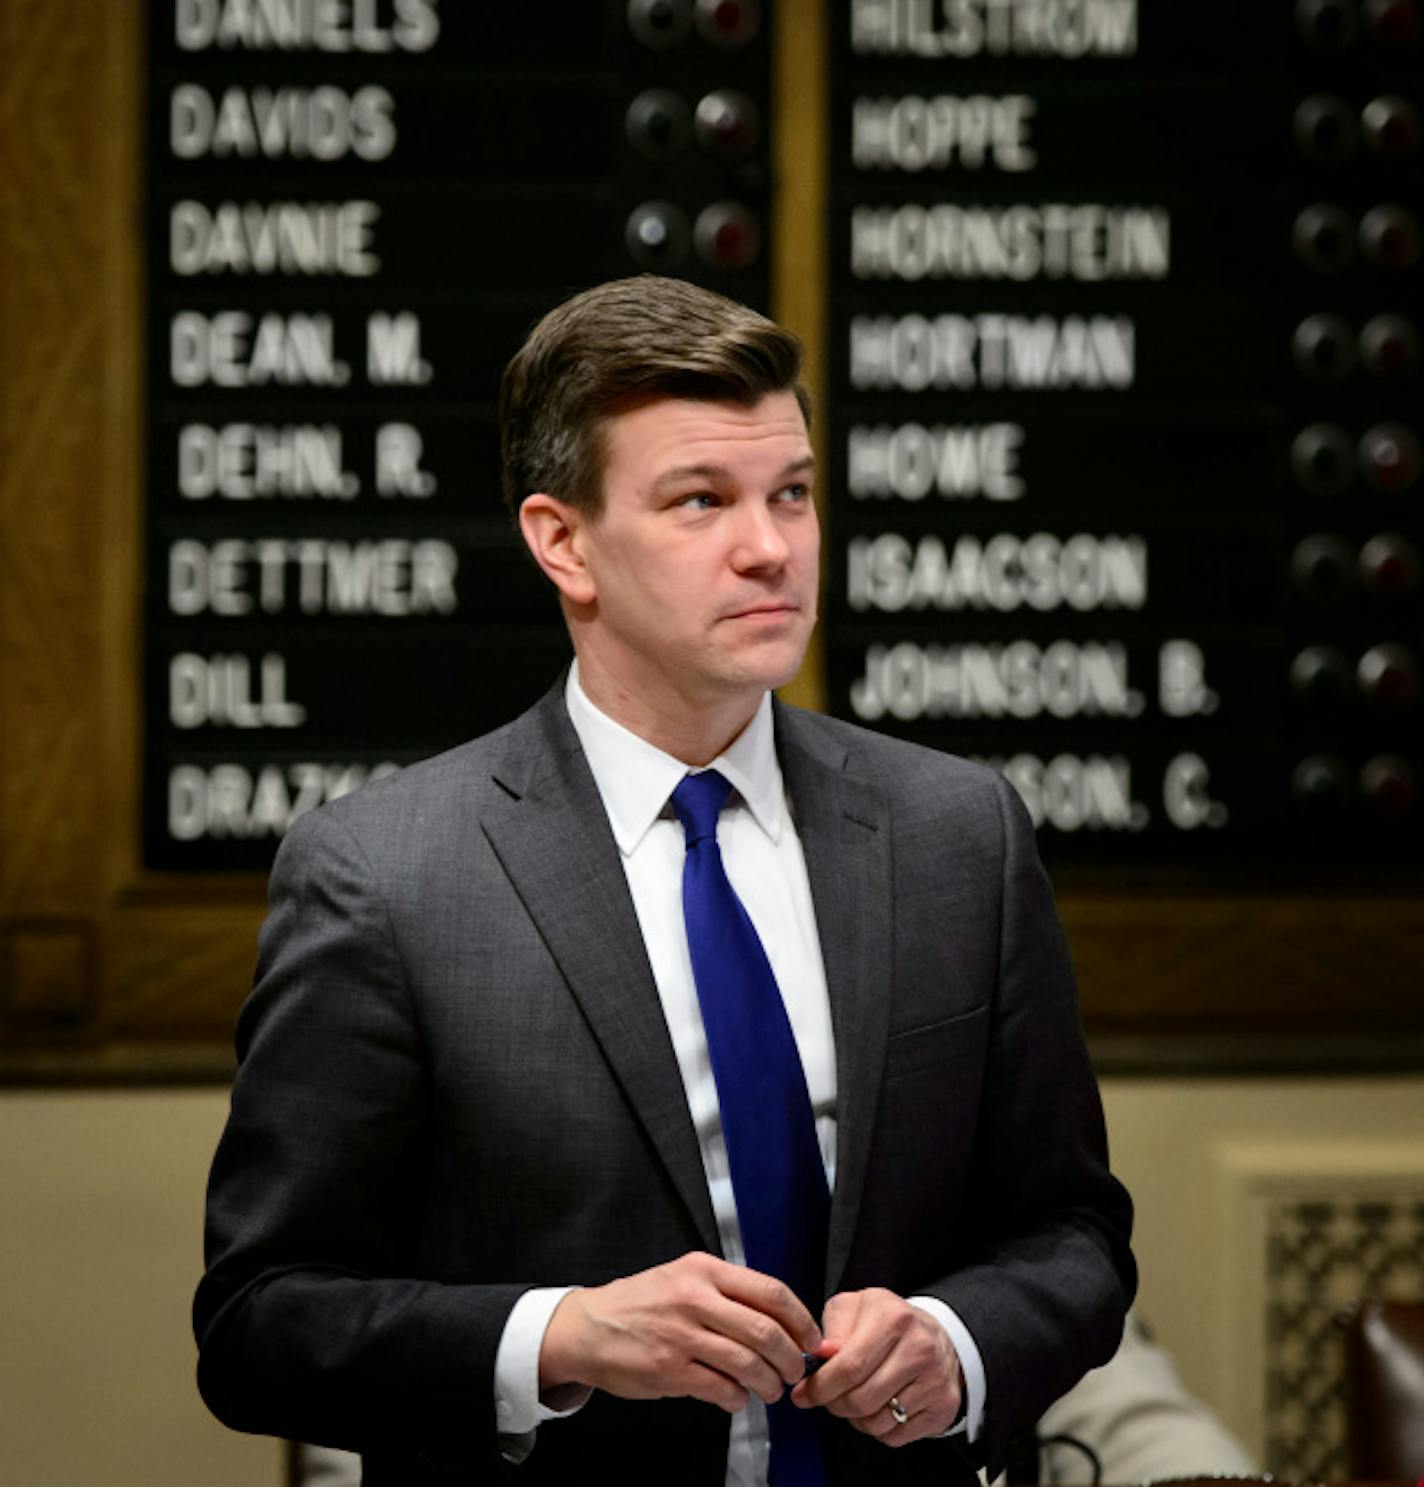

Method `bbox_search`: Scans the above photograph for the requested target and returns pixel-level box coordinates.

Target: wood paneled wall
[0,1,262,1078]
[1,1,1420,1082]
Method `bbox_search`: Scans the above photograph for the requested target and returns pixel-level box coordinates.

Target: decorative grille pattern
[1264,1195,1424,1479]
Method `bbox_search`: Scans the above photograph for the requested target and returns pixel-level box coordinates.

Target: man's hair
[499,275,809,519]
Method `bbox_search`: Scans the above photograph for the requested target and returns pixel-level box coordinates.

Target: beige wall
[0,1090,279,1487]
[1102,1075,1424,1467]
[3,1077,1422,1484]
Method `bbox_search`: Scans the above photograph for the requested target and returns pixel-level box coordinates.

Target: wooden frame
[1,1,1420,1084]
[0,1,264,1081]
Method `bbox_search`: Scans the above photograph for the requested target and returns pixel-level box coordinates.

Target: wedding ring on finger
[888,1395,910,1426]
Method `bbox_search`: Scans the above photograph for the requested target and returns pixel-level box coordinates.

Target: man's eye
[776,483,811,503]
[678,492,719,510]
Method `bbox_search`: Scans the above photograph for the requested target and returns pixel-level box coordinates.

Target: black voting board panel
[143,0,774,869]
[825,0,1423,869]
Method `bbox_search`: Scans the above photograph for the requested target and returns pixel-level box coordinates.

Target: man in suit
[195,276,1134,1487]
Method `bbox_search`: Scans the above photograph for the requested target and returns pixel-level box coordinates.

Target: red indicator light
[694,91,759,156]
[1360,204,1422,268]
[1360,533,1422,597]
[694,203,759,270]
[1360,755,1417,813]
[1364,0,1421,44]
[1359,423,1422,491]
[695,0,761,43]
[1359,314,1420,377]
[1362,95,1421,154]
[696,0,760,45]
[1358,643,1420,708]
[716,221,744,256]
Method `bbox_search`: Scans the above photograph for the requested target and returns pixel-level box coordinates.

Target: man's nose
[730,503,791,570]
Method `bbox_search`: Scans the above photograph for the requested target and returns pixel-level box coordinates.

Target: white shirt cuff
[494,1285,592,1449]
[907,1295,987,1442]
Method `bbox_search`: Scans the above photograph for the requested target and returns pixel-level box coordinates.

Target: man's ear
[519,493,596,606]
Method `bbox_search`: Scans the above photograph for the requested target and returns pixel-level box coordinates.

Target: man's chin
[724,635,814,695]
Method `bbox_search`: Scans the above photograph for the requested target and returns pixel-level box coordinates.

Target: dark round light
[1359,314,1420,377]
[1361,95,1421,153]
[1357,643,1420,707]
[1360,755,1417,813]
[1294,95,1358,162]
[1363,0,1421,44]
[1290,534,1358,602]
[1293,203,1356,272]
[628,0,692,48]
[1292,314,1356,383]
[626,90,691,159]
[1291,755,1352,810]
[1289,644,1356,704]
[1360,204,1422,268]
[1296,0,1362,47]
[1291,424,1356,494]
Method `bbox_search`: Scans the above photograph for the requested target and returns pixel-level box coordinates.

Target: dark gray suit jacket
[195,686,1134,1486]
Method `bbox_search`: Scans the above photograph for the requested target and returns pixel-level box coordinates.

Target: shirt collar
[564,660,785,855]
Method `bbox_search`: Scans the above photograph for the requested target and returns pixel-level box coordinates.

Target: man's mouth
[724,601,799,621]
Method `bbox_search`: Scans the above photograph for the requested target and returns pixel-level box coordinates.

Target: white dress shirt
[492,664,985,1481]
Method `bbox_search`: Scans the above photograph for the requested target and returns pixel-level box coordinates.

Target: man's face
[569,390,819,716]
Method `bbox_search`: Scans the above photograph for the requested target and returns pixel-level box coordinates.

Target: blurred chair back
[1346,1299,1424,1481]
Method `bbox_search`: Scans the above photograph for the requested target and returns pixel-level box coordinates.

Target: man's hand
[539,1252,823,1415]
[791,1288,962,1446]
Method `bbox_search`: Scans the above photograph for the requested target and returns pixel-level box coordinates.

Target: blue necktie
[671,770,830,1487]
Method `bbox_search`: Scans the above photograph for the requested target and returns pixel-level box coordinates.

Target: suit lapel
[775,706,895,1297]
[480,690,721,1255]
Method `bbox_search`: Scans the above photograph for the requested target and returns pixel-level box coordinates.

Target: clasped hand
[540,1254,961,1448]
[792,1287,963,1445]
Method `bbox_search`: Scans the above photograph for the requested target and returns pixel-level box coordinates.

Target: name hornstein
[851,204,1170,282]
